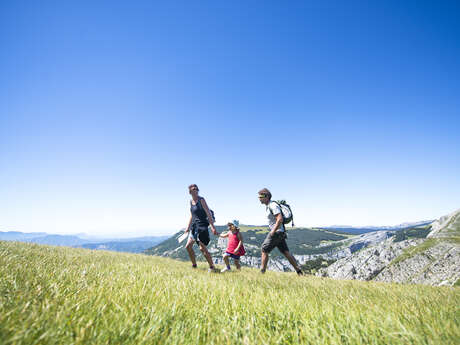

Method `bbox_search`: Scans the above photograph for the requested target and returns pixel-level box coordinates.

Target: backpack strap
[190,197,204,207]
[268,201,285,230]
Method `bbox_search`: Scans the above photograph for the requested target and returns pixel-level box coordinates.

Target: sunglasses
[258,194,267,199]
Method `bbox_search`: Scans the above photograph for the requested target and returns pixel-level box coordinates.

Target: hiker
[258,188,303,275]
[184,184,219,272]
[219,222,245,272]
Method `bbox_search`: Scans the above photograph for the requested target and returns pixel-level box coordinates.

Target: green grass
[393,226,432,242]
[390,239,439,266]
[238,225,268,232]
[1,241,459,345]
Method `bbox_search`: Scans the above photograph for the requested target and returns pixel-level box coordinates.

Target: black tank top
[190,197,209,225]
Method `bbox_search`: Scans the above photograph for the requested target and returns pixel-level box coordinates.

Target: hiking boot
[296,269,303,276]
[220,267,231,273]
[192,264,197,269]
[260,268,266,274]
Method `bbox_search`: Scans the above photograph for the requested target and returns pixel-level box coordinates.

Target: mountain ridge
[318,209,460,286]
[146,211,459,286]
[0,231,170,253]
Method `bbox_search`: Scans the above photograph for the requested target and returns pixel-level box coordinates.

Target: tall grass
[1,241,459,345]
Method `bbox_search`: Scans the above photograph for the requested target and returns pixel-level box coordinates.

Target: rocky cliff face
[317,209,460,286]
[427,208,460,239]
[146,212,459,285]
[317,238,423,281]
[375,241,459,286]
[153,229,398,273]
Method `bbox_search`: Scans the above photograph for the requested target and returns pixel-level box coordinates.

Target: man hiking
[258,188,303,275]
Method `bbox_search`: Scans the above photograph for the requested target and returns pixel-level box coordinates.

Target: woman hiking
[184,184,219,272]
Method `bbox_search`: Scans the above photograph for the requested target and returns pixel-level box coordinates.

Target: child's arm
[219,231,229,238]
[234,232,243,253]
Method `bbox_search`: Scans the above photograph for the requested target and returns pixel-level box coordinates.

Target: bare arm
[234,232,243,253]
[219,231,229,238]
[270,213,283,236]
[200,198,218,235]
[185,215,193,232]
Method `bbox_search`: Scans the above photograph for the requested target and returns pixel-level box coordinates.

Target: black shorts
[191,223,210,246]
[261,232,289,254]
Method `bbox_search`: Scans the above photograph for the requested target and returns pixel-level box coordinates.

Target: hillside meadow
[1,241,459,345]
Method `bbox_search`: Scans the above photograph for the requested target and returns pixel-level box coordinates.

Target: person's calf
[222,256,230,270]
[199,246,208,254]
[261,251,269,271]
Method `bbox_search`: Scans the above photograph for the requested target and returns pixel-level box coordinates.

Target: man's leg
[185,237,197,266]
[261,250,269,273]
[261,233,276,273]
[282,250,302,274]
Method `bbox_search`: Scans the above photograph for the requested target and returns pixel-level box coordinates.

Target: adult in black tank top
[184,184,219,271]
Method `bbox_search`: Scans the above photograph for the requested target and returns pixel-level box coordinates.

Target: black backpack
[208,209,215,223]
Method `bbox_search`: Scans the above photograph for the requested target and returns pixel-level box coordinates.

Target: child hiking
[219,222,245,273]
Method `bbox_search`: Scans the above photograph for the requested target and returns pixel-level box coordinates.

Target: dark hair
[188,184,199,192]
[258,188,272,200]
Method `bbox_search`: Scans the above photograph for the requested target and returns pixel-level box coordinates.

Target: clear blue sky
[1,1,459,236]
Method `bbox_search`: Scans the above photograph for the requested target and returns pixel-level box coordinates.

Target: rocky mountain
[145,224,419,272]
[317,209,460,286]
[145,226,351,271]
[320,220,433,234]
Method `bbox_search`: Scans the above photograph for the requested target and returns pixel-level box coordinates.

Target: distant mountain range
[144,220,438,273]
[143,215,460,287]
[0,220,435,256]
[319,220,434,234]
[0,231,170,253]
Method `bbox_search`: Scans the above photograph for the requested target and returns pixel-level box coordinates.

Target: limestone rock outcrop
[317,209,460,286]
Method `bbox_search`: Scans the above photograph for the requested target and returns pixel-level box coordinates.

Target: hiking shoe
[220,267,231,273]
[260,269,266,274]
[192,264,197,269]
[208,267,218,273]
[296,269,303,276]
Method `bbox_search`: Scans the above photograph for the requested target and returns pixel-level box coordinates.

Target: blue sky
[1,1,459,236]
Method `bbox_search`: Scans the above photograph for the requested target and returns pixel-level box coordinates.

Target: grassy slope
[1,241,459,345]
